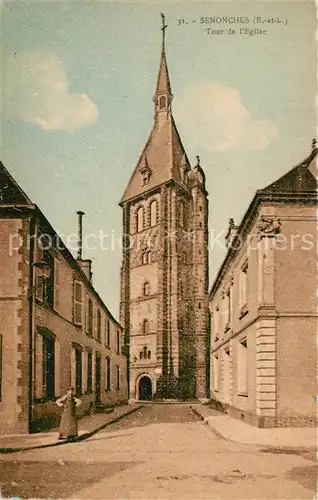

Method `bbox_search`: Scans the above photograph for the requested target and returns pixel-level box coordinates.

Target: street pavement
[0,404,142,452]
[0,404,316,499]
[191,404,317,450]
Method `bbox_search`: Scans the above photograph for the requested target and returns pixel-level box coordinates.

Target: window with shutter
[54,259,60,312]
[74,281,83,325]
[97,309,101,342]
[105,357,111,391]
[237,338,248,396]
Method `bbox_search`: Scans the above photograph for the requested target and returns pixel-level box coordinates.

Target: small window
[147,350,151,359]
[159,96,166,109]
[143,281,150,295]
[142,173,150,186]
[143,319,149,334]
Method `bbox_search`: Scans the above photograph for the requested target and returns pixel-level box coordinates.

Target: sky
[2,0,316,319]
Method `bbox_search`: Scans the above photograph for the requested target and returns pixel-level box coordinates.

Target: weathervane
[161,13,168,53]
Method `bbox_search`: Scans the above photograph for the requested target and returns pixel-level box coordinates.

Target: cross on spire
[161,12,168,53]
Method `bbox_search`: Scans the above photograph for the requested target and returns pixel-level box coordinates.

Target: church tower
[119,15,209,401]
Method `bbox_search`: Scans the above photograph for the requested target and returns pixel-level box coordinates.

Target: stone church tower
[119,15,209,401]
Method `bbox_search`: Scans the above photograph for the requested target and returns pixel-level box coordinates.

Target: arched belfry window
[150,200,157,227]
[137,206,144,232]
[143,319,149,334]
[142,251,151,265]
[159,96,166,109]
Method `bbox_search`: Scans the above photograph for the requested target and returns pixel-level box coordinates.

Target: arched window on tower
[142,251,151,265]
[143,281,150,295]
[137,206,144,232]
[150,200,157,227]
[159,96,166,109]
[143,319,149,334]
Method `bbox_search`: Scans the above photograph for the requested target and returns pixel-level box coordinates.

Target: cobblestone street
[0,405,316,499]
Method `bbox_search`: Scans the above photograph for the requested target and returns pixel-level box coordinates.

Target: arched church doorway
[138,376,152,401]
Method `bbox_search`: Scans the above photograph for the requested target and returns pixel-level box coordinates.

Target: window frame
[237,338,248,396]
[116,365,120,390]
[137,206,144,232]
[142,319,149,334]
[143,281,150,295]
[42,335,55,400]
[106,318,110,347]
[53,258,60,312]
[87,351,93,393]
[96,309,102,342]
[73,280,83,326]
[239,261,249,318]
[75,348,83,397]
[105,357,111,391]
[150,200,158,227]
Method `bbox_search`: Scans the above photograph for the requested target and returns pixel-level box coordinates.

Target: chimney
[76,211,93,282]
[225,218,238,248]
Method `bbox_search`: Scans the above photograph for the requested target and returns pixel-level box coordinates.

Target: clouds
[4,51,98,131]
[174,82,278,152]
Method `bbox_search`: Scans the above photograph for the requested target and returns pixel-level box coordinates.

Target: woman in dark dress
[56,388,82,440]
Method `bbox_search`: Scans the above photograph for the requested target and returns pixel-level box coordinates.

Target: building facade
[209,144,317,427]
[119,19,210,401]
[0,162,128,434]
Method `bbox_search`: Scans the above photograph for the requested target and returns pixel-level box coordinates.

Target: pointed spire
[154,13,172,112]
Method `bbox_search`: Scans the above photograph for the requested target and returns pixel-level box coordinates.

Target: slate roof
[154,51,171,96]
[261,145,317,194]
[120,46,190,205]
[0,161,32,205]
